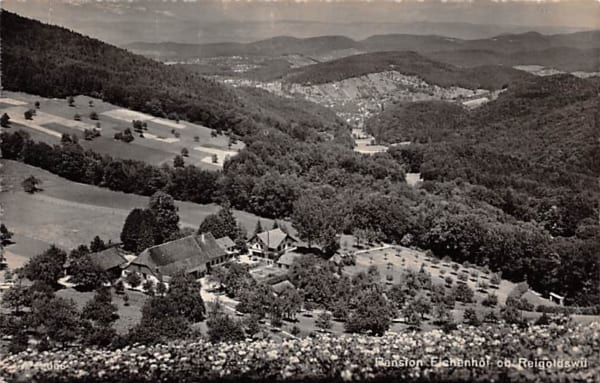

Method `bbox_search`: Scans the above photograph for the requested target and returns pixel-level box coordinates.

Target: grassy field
[56,288,148,334]
[0,91,244,170]
[0,160,277,264]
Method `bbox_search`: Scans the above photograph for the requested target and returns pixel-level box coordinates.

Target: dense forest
[1,11,598,305]
[284,51,532,89]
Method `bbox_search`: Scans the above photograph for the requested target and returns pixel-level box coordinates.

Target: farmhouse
[88,247,128,281]
[122,232,227,286]
[248,228,298,260]
[216,236,238,256]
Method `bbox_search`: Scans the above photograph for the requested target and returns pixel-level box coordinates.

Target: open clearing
[101,108,187,130]
[0,91,244,170]
[0,160,279,266]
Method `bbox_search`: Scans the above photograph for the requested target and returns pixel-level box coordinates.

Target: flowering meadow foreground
[1,323,598,383]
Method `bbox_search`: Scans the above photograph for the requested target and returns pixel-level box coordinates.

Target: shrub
[463,308,480,326]
[452,283,474,303]
[2,323,599,382]
[535,305,600,315]
[125,272,141,288]
[502,305,525,325]
[142,280,155,296]
[315,312,332,331]
[506,296,534,311]
[490,273,501,285]
[114,280,125,295]
[481,293,498,307]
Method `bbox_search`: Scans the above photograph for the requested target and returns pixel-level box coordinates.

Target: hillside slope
[283,51,531,90]
[0,11,346,139]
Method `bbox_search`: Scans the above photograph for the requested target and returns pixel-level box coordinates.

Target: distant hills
[0,11,346,139]
[125,31,600,73]
[283,51,532,90]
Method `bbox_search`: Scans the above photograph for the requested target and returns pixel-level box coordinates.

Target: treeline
[0,11,346,139]
[1,131,219,204]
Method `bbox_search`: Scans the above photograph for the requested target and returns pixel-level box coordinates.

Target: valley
[0,9,598,380]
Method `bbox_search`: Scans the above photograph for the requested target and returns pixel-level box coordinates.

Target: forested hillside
[368,74,599,236]
[0,11,346,138]
[1,11,598,305]
[284,51,531,89]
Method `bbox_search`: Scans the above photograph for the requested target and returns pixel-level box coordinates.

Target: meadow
[0,160,275,263]
[0,92,244,170]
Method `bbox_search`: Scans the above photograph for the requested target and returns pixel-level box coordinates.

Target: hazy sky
[3,0,599,44]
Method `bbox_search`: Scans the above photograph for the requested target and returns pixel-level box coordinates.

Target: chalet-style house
[122,232,227,287]
[215,236,237,256]
[248,228,298,260]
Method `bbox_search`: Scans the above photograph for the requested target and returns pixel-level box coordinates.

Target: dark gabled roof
[129,232,225,278]
[89,247,127,271]
[215,236,235,249]
[253,228,297,250]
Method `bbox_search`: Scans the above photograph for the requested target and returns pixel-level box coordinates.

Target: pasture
[0,160,277,266]
[0,91,244,170]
